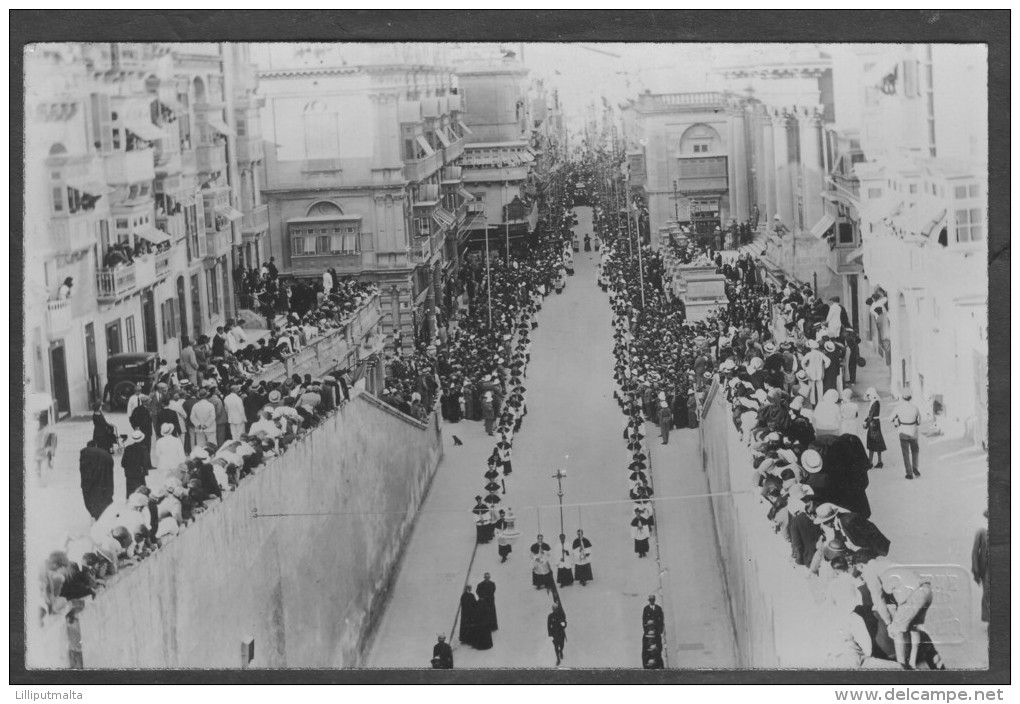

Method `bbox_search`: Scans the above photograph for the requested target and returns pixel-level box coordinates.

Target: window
[955,208,983,243]
[292,236,305,256]
[105,320,122,356]
[954,185,968,199]
[867,188,882,199]
[909,184,917,194]
[472,192,485,203]
[125,315,137,352]
[160,299,178,342]
[206,267,220,317]
[236,115,247,137]
[969,184,980,198]
[185,204,200,260]
[303,101,340,159]
[414,216,431,238]
[51,187,64,213]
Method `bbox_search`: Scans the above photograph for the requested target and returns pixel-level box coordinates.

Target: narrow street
[366,208,736,669]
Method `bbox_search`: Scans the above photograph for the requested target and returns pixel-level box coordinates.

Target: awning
[124,119,167,142]
[432,207,455,229]
[525,146,537,156]
[445,126,460,144]
[434,128,451,148]
[904,205,946,238]
[858,196,901,224]
[518,150,535,163]
[458,119,474,136]
[415,135,435,156]
[136,224,171,245]
[206,118,235,137]
[808,212,836,240]
[846,247,864,264]
[216,204,244,222]
[457,187,475,202]
[65,178,112,197]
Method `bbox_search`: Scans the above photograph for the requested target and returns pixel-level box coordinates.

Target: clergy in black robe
[476,574,498,631]
[458,586,478,646]
[79,442,114,520]
[121,432,152,497]
[572,532,594,585]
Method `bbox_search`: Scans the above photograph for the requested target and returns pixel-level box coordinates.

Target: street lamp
[483,212,493,329]
[624,171,645,309]
[504,174,511,260]
[552,467,567,550]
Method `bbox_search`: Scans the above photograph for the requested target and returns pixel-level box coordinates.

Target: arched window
[679,123,723,155]
[306,201,343,217]
[192,77,206,105]
[303,100,340,161]
[48,143,67,156]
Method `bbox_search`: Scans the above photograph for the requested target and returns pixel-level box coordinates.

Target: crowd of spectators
[577,145,944,669]
[43,265,377,648]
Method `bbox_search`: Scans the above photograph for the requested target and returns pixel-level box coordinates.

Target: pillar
[726,107,739,223]
[732,107,749,222]
[798,108,825,231]
[772,111,794,232]
[761,110,776,227]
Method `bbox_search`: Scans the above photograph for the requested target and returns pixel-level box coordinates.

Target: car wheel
[112,381,136,411]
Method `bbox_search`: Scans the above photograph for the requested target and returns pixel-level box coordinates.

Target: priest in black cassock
[476,573,498,632]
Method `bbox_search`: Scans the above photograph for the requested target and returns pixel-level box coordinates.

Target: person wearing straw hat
[120,429,151,497]
[154,422,186,481]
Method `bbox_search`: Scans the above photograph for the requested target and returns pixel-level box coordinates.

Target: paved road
[366,208,736,669]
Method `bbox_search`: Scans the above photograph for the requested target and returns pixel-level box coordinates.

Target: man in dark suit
[642,595,665,635]
[547,602,567,665]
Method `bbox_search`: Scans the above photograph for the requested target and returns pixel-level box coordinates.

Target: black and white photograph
[13,10,1006,690]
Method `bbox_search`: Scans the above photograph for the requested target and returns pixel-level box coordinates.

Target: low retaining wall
[700,382,833,668]
[78,390,443,668]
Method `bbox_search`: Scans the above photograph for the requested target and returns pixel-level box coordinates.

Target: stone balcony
[46,299,73,335]
[95,250,173,303]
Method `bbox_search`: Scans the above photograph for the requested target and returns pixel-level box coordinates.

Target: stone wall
[78,390,443,668]
[699,382,831,668]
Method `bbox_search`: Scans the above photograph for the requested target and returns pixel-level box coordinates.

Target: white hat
[161,423,175,436]
[801,449,823,474]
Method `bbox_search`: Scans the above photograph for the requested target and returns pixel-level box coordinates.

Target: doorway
[190,274,203,341]
[84,322,100,406]
[49,342,71,417]
[176,276,189,344]
[848,275,860,332]
[141,289,159,353]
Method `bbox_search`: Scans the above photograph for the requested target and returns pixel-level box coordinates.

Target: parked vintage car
[106,352,160,410]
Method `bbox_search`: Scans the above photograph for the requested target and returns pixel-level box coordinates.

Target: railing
[46,299,73,334]
[205,228,231,259]
[103,148,155,184]
[444,134,464,163]
[241,204,269,234]
[830,172,860,200]
[154,249,172,275]
[655,92,725,107]
[252,293,383,385]
[196,143,227,174]
[403,149,444,183]
[96,264,138,302]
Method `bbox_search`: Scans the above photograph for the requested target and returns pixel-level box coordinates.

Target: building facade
[24,42,258,419]
[850,44,988,445]
[456,53,539,255]
[253,44,468,352]
[623,90,744,245]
